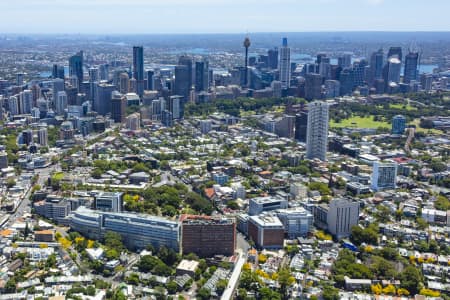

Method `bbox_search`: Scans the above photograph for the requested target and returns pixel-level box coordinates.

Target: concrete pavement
[221,249,246,300]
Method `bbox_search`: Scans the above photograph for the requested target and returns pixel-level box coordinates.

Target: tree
[104,231,125,252]
[216,279,228,295]
[166,280,178,294]
[322,286,339,300]
[399,265,422,295]
[197,287,211,300]
[435,195,450,211]
[277,267,295,298]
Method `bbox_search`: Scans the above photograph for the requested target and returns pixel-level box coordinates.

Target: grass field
[330,116,390,129]
[410,118,442,134]
[388,103,418,111]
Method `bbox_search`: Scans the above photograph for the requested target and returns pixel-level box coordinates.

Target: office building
[387,46,403,62]
[178,55,193,88]
[404,52,419,84]
[174,65,191,102]
[38,125,48,147]
[55,91,68,115]
[119,72,130,94]
[338,53,352,69]
[386,57,402,84]
[69,206,179,251]
[180,214,236,257]
[392,115,406,134]
[52,78,65,106]
[94,83,115,115]
[268,48,278,70]
[94,192,123,213]
[111,91,126,123]
[276,207,313,239]
[306,101,329,161]
[369,49,384,85]
[88,67,99,101]
[52,64,65,79]
[146,70,154,90]
[249,196,288,216]
[279,38,291,89]
[133,46,144,96]
[248,215,284,249]
[195,61,209,92]
[305,73,323,100]
[69,51,83,89]
[371,161,397,191]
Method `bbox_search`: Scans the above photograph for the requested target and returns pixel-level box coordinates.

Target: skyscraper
[94,83,115,116]
[19,90,33,114]
[386,57,402,84]
[279,38,291,89]
[174,65,191,101]
[178,55,193,89]
[387,47,403,62]
[338,53,352,69]
[305,73,323,101]
[306,101,329,161]
[89,67,99,101]
[404,52,419,84]
[195,60,209,92]
[69,51,83,89]
[52,78,65,108]
[111,91,126,123]
[369,49,384,85]
[38,125,48,147]
[146,70,154,90]
[119,72,130,94]
[243,36,251,87]
[133,46,144,96]
[55,91,68,115]
[268,48,279,70]
[295,111,308,143]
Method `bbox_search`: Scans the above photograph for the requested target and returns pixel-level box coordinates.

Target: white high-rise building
[8,96,19,116]
[38,125,48,147]
[327,198,360,239]
[387,57,401,84]
[279,38,291,89]
[371,161,397,191]
[306,101,329,161]
[19,89,33,114]
[56,91,68,115]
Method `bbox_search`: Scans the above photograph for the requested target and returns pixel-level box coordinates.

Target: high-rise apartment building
[306,101,329,161]
[371,161,397,191]
[180,214,236,257]
[111,91,126,123]
[327,198,360,239]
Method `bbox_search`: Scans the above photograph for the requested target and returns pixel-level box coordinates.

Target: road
[7,163,59,227]
[221,249,246,300]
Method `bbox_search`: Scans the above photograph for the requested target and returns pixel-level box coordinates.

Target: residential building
[306,101,329,161]
[371,161,397,191]
[327,198,360,239]
[180,215,236,257]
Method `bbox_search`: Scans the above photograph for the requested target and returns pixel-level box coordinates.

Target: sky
[0,0,449,34]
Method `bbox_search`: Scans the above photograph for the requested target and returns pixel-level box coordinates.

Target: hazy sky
[1,0,449,34]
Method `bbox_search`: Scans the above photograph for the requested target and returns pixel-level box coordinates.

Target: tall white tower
[279,37,291,89]
[306,101,329,161]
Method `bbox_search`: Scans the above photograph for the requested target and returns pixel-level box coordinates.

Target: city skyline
[0,0,449,34]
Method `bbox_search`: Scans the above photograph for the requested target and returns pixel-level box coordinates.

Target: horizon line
[2,30,450,36]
